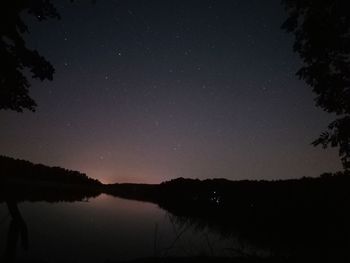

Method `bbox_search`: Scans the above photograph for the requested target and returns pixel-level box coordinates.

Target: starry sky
[0,0,341,183]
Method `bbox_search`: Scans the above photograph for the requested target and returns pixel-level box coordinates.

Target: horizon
[0,154,340,185]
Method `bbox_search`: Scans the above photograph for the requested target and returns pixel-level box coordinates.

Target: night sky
[0,0,341,183]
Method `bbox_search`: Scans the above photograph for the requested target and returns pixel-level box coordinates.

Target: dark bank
[1,156,350,263]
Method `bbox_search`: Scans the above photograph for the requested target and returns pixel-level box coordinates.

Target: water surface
[0,194,233,262]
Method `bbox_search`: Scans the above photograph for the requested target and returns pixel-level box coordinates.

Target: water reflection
[0,195,234,263]
[1,180,350,263]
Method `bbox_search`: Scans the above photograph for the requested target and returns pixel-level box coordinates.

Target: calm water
[0,194,234,262]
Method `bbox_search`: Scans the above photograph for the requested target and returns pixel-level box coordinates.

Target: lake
[2,179,349,263]
[0,194,237,263]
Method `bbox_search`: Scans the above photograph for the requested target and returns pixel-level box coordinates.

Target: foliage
[282,0,350,169]
[312,116,350,169]
[0,0,59,112]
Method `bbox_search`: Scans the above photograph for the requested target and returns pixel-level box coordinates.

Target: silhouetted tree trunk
[3,201,28,263]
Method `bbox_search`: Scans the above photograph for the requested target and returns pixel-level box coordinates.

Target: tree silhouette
[282,0,350,169]
[0,0,59,112]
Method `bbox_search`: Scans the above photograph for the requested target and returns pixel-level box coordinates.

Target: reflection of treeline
[0,156,102,202]
[104,183,159,202]
[108,174,350,262]
[159,175,350,262]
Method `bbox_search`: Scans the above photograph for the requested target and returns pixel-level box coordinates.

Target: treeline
[158,175,350,262]
[108,173,350,214]
[0,155,102,202]
[158,173,350,212]
[0,155,101,186]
